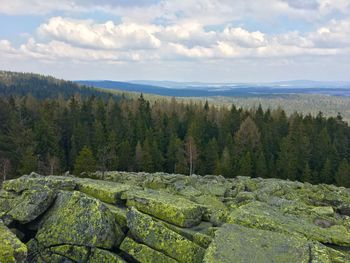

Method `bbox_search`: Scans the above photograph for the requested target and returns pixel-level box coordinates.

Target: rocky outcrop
[0,171,350,262]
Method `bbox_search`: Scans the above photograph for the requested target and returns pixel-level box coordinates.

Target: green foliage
[74,146,96,176]
[0,74,350,187]
[335,159,350,187]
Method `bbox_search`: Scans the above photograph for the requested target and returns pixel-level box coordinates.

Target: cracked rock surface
[0,171,350,262]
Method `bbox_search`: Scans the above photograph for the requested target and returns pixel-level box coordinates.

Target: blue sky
[0,0,349,82]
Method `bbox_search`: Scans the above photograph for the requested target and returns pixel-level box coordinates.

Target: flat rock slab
[123,189,202,227]
[76,178,131,204]
[0,222,27,263]
[7,185,55,224]
[3,175,76,192]
[227,201,350,246]
[204,224,310,263]
[127,207,205,263]
[36,191,124,249]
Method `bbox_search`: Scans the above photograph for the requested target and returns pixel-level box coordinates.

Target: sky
[0,0,350,82]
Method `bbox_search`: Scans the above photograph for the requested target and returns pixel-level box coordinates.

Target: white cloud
[38,17,162,50]
[1,16,349,63]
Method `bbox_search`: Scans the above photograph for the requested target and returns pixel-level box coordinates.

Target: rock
[105,203,128,230]
[36,191,124,249]
[1,173,350,263]
[227,201,350,246]
[48,245,90,262]
[311,206,334,216]
[127,207,205,263]
[3,175,76,192]
[0,222,27,263]
[123,189,203,227]
[120,237,177,263]
[7,185,55,224]
[88,248,126,263]
[204,223,310,263]
[76,178,131,204]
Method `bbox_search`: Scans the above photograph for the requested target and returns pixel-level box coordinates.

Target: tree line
[0,93,349,187]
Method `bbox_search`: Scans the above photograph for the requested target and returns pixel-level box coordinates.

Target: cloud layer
[0,0,349,81]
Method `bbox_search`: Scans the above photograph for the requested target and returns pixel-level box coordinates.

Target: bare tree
[48,154,60,175]
[0,158,11,185]
[185,136,198,175]
[97,146,115,177]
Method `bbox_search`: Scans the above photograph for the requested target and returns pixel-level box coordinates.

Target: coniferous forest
[0,72,350,187]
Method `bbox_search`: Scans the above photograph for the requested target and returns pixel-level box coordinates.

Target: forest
[0,71,349,187]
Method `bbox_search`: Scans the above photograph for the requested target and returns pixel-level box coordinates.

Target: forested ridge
[0,72,349,187]
[0,71,120,99]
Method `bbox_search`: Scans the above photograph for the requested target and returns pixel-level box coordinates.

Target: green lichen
[204,223,310,263]
[36,191,124,249]
[227,201,350,246]
[127,207,205,263]
[120,237,177,263]
[76,178,131,204]
[88,248,126,263]
[0,222,27,263]
[123,189,203,227]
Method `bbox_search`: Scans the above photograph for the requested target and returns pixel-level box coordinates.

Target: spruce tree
[74,146,96,176]
[335,159,350,187]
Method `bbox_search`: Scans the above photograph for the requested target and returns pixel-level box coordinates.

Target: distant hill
[0,71,119,100]
[76,80,350,97]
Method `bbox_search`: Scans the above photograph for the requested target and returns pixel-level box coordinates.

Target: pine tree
[74,146,96,176]
[219,147,234,177]
[19,147,37,175]
[320,159,333,184]
[239,152,252,177]
[301,163,312,183]
[335,159,350,187]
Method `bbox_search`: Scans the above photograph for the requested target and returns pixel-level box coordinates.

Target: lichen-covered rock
[123,189,203,227]
[36,191,124,249]
[0,221,27,263]
[3,175,76,192]
[204,223,311,263]
[1,172,350,263]
[127,207,205,263]
[88,248,126,263]
[105,203,128,229]
[7,185,55,224]
[227,201,350,246]
[76,178,131,204]
[49,245,90,262]
[120,237,177,263]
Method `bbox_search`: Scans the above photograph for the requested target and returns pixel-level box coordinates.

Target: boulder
[204,224,311,263]
[36,191,124,249]
[227,201,350,246]
[3,175,76,192]
[76,178,131,204]
[7,185,55,224]
[120,237,177,263]
[127,207,205,263]
[123,189,202,227]
[0,221,27,263]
